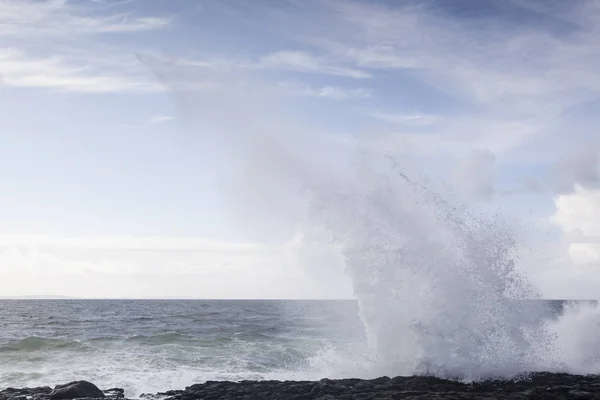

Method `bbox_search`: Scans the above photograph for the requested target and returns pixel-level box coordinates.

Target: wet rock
[161,373,600,400]
[2,373,600,400]
[0,387,52,400]
[50,381,105,400]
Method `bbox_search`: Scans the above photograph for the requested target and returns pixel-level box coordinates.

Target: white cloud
[548,186,600,290]
[551,185,600,245]
[482,184,600,299]
[0,232,352,299]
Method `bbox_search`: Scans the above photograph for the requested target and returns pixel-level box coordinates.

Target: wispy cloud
[121,113,175,129]
[147,114,175,124]
[277,81,370,99]
[134,0,600,187]
[370,112,439,126]
[0,49,161,93]
[137,52,372,100]
[259,51,371,79]
[318,0,599,112]
[178,0,600,180]
[0,0,169,93]
[233,0,600,157]
[0,0,170,37]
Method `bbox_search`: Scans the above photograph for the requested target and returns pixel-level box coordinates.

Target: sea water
[0,299,597,397]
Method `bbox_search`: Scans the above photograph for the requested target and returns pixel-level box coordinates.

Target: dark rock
[158,373,600,400]
[50,381,105,400]
[3,373,600,400]
[0,387,52,400]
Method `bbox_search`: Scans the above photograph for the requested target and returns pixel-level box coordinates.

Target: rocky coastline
[2,373,600,400]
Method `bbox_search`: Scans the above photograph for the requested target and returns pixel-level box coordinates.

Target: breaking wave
[306,155,600,380]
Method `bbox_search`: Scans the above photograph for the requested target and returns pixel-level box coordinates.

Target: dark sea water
[0,300,597,398]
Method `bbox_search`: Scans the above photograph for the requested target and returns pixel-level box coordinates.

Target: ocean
[0,300,366,397]
[1,299,599,398]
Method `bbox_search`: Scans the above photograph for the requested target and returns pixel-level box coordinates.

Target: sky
[0,0,599,299]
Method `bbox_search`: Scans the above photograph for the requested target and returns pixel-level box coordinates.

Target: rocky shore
[2,373,600,400]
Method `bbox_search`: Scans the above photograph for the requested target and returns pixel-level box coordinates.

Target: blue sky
[0,0,599,298]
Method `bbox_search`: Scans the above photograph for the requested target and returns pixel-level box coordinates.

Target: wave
[121,333,199,345]
[0,334,203,352]
[0,332,301,353]
[0,337,86,352]
[306,154,600,380]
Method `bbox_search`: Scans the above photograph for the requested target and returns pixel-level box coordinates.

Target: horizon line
[0,296,597,301]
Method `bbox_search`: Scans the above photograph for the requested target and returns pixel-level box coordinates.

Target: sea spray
[304,152,600,379]
[138,54,600,380]
[549,301,600,374]
[307,155,560,379]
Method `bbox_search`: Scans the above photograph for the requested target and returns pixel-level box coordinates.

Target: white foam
[549,301,600,374]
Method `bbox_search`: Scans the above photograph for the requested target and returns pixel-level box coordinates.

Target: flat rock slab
[2,373,600,400]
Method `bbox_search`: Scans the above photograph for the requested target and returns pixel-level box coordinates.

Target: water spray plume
[138,53,600,381]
